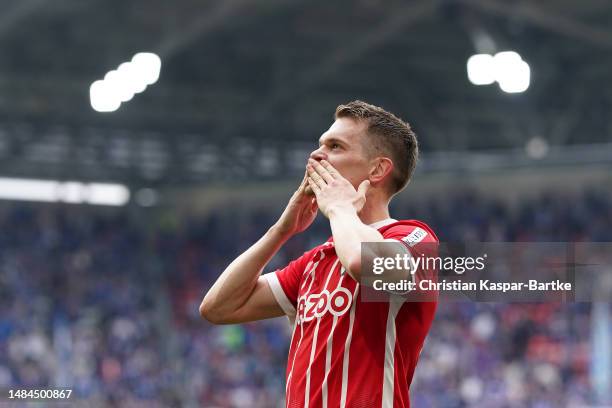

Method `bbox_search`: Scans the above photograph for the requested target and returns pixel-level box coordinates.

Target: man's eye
[331,143,340,149]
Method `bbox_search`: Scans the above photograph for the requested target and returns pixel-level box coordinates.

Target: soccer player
[200,100,438,408]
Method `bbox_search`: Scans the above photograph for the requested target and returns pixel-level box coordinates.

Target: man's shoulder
[300,240,336,260]
[379,219,439,242]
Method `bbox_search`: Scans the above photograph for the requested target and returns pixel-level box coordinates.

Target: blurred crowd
[0,188,610,407]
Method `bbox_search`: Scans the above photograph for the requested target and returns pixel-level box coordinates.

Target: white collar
[368,218,397,229]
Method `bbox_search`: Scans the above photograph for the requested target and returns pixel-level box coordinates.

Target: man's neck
[358,199,391,226]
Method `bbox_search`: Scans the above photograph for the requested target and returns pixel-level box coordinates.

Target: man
[200,100,438,407]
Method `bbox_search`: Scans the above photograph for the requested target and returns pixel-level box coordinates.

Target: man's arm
[327,205,412,282]
[200,171,318,324]
[327,205,385,279]
[199,225,290,324]
[307,159,411,282]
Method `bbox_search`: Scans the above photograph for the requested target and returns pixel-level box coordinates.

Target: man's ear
[369,157,394,186]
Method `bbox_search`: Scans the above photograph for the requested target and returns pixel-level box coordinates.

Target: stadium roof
[1,0,611,185]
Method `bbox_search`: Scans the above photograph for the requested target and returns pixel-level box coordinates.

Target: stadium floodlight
[467,50,530,93]
[87,183,130,206]
[118,62,147,94]
[57,182,86,203]
[0,177,130,206]
[493,51,530,93]
[492,51,522,69]
[0,178,59,202]
[497,59,530,93]
[90,80,121,112]
[526,137,549,159]
[104,70,135,103]
[90,52,161,113]
[467,54,495,85]
[131,52,162,86]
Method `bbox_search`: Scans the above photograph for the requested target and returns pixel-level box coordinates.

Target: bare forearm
[200,224,290,318]
[329,208,412,283]
[328,206,383,279]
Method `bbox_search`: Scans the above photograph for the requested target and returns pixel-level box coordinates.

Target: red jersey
[264,218,438,408]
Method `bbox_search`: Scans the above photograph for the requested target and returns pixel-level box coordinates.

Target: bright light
[0,178,129,206]
[526,137,549,159]
[118,62,147,94]
[87,183,130,206]
[90,80,121,112]
[497,59,530,93]
[467,50,530,93]
[58,182,85,203]
[104,70,135,103]
[0,178,59,202]
[467,54,495,85]
[90,52,161,113]
[131,52,162,86]
[493,51,522,67]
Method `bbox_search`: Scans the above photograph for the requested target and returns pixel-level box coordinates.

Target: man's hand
[306,159,370,219]
[274,170,319,237]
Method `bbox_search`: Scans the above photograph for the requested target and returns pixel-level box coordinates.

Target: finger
[307,164,327,188]
[307,177,321,196]
[298,170,312,193]
[308,159,334,184]
[300,169,319,197]
[320,160,340,179]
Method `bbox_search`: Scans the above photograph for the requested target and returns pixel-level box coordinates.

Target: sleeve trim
[384,238,414,257]
[264,272,296,317]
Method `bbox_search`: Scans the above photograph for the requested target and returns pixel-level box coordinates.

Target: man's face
[309,117,371,190]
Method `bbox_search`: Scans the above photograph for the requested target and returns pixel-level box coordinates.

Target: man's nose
[309,148,327,162]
